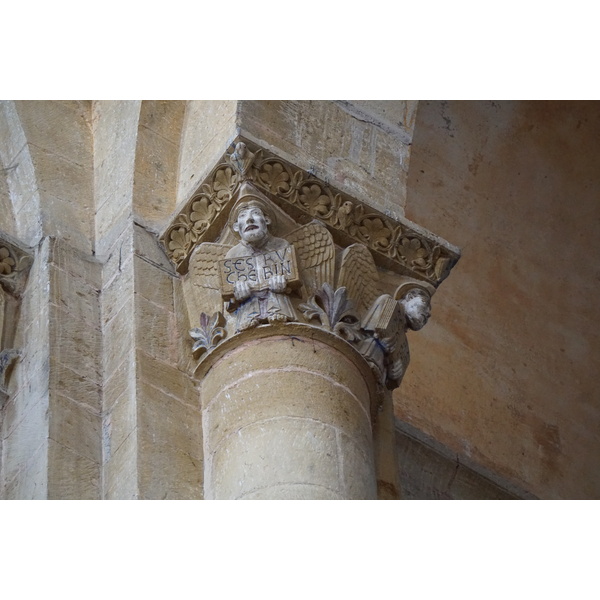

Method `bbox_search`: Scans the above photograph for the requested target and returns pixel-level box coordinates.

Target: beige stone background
[399,101,600,500]
[1,100,598,499]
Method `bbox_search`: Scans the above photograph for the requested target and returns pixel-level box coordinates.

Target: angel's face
[401,290,431,331]
[234,206,270,244]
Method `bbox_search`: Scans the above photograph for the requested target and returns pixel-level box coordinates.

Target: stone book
[218,245,301,299]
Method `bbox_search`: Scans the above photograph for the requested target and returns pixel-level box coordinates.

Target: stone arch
[132,100,186,232]
[0,101,43,246]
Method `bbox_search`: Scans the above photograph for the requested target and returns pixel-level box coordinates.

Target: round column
[199,328,378,500]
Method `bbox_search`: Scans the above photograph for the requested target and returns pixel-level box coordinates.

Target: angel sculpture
[225,199,297,330]
[183,194,336,337]
[358,280,434,388]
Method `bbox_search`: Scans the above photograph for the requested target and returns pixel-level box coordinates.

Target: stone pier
[199,329,379,500]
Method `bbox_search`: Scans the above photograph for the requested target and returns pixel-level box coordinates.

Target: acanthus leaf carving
[300,283,361,342]
[189,312,226,355]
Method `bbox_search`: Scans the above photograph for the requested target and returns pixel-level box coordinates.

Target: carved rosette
[160,137,460,287]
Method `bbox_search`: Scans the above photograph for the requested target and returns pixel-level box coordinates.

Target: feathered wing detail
[337,243,381,316]
[286,221,335,297]
[183,242,231,327]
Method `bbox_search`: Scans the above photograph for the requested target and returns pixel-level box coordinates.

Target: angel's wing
[183,242,231,327]
[337,243,380,316]
[286,221,335,297]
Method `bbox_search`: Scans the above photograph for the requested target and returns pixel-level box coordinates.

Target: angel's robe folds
[225,236,297,330]
[358,294,410,387]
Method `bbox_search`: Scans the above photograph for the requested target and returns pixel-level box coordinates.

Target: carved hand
[268,274,287,293]
[233,280,252,301]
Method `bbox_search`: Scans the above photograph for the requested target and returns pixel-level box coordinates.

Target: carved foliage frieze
[0,238,33,297]
[161,138,460,287]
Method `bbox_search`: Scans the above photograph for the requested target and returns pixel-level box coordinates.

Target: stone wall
[1,100,597,499]
[400,101,600,499]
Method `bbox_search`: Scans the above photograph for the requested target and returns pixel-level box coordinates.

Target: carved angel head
[230,198,275,246]
[400,288,431,331]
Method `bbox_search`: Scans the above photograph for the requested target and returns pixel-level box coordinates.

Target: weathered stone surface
[139,100,186,143]
[2,395,48,485]
[103,391,136,464]
[50,304,102,384]
[209,418,341,500]
[400,100,600,499]
[0,104,42,240]
[138,437,203,500]
[240,483,344,500]
[133,255,173,309]
[204,369,371,453]
[136,350,197,409]
[50,263,101,324]
[49,394,102,464]
[133,124,180,228]
[39,180,94,254]
[338,431,378,499]
[138,381,202,459]
[14,101,92,166]
[104,428,137,500]
[345,101,419,136]
[50,358,102,414]
[202,331,377,500]
[201,336,370,411]
[1,373,47,441]
[3,441,47,499]
[373,391,401,499]
[103,299,134,377]
[238,100,413,217]
[395,420,529,499]
[92,101,140,256]
[49,237,103,290]
[47,439,100,500]
[103,356,135,412]
[101,257,133,326]
[135,295,178,364]
[177,101,238,206]
[99,227,134,287]
[133,222,175,274]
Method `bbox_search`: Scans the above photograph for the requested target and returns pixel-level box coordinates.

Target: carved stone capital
[164,139,460,390]
[160,137,460,286]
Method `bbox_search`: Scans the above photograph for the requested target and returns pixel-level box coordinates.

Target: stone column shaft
[200,333,378,500]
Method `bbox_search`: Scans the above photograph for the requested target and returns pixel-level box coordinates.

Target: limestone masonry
[1,101,598,499]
